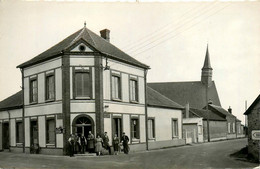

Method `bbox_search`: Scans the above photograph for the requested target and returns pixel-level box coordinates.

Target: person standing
[80,134,87,154]
[113,133,120,155]
[103,132,110,154]
[95,134,103,156]
[121,132,129,154]
[68,134,75,157]
[87,131,95,153]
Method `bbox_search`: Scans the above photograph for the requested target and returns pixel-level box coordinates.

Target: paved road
[0,138,259,169]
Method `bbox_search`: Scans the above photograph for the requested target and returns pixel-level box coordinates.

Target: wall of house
[226,115,237,139]
[247,101,260,161]
[148,107,183,141]
[203,120,227,141]
[183,118,204,143]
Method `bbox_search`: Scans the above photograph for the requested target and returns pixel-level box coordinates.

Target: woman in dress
[95,134,103,156]
[113,133,120,155]
[87,131,95,153]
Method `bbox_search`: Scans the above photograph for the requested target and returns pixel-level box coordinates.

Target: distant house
[207,104,237,139]
[190,108,227,142]
[244,94,260,161]
[0,25,185,155]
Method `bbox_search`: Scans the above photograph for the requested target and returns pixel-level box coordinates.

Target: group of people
[68,131,129,157]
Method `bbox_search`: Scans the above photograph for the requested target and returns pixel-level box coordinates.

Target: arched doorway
[72,115,94,137]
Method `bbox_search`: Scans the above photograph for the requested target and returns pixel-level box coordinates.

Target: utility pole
[206,84,210,142]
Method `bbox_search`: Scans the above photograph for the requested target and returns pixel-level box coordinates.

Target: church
[0,25,185,155]
[149,46,244,142]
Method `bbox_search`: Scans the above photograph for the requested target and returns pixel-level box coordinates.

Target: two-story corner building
[0,25,185,155]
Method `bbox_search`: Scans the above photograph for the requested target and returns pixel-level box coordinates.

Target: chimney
[185,103,190,118]
[228,106,232,114]
[100,29,110,42]
[208,99,213,105]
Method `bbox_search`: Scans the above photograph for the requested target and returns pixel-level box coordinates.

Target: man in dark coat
[68,134,75,157]
[121,132,129,154]
[87,131,95,153]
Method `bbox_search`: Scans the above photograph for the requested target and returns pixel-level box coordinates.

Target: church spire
[201,44,213,86]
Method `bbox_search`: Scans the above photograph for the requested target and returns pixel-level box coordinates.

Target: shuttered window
[130,79,138,102]
[46,119,55,144]
[112,75,121,100]
[30,78,38,103]
[16,122,23,143]
[148,119,155,139]
[131,118,139,139]
[46,74,55,100]
[172,119,178,138]
[75,71,91,98]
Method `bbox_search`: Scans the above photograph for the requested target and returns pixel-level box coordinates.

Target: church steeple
[201,45,213,86]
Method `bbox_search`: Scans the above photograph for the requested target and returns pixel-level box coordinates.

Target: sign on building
[251,130,260,140]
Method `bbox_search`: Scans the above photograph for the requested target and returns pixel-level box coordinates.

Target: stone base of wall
[23,147,63,156]
[10,147,24,153]
[210,137,227,142]
[248,140,260,162]
[148,139,186,150]
[237,134,245,138]
[129,143,146,152]
[227,134,236,139]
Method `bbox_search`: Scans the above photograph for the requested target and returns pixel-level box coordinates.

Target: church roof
[148,81,221,109]
[17,26,149,69]
[0,91,23,111]
[202,45,212,70]
[190,108,226,121]
[147,86,184,109]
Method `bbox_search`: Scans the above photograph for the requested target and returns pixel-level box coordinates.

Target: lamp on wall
[104,57,110,71]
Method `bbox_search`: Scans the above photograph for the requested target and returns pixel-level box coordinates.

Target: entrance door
[74,116,93,137]
[30,120,38,145]
[2,123,9,149]
[112,118,122,139]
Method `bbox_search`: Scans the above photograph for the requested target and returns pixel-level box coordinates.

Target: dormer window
[79,45,86,52]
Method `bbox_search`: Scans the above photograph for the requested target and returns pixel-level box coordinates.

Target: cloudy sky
[0,1,259,124]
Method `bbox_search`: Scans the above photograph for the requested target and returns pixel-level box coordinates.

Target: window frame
[112,116,123,139]
[171,118,179,139]
[45,72,55,102]
[111,73,122,101]
[147,118,155,140]
[129,78,139,103]
[46,117,56,146]
[73,67,92,99]
[29,77,38,104]
[130,117,140,142]
[228,122,231,133]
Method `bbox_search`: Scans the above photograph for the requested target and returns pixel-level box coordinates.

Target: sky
[0,1,259,124]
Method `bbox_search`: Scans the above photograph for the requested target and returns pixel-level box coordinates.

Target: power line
[133,3,231,58]
[126,1,220,54]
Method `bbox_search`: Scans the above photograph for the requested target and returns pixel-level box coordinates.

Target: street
[0,138,258,169]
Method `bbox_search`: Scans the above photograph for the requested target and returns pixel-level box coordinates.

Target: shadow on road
[230,146,259,164]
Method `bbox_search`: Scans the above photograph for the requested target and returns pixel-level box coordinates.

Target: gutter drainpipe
[144,69,148,151]
[21,68,25,153]
[7,110,10,152]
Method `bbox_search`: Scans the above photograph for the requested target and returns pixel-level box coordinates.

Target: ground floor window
[16,121,23,143]
[148,118,155,139]
[232,123,235,133]
[228,122,231,133]
[172,119,178,138]
[30,120,38,145]
[131,118,140,140]
[113,118,122,138]
[198,125,202,135]
[46,119,55,144]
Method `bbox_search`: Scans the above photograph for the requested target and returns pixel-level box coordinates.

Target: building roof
[190,108,226,121]
[244,94,260,115]
[208,104,236,118]
[202,45,212,70]
[147,86,184,110]
[148,81,221,109]
[17,26,149,69]
[0,91,23,111]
